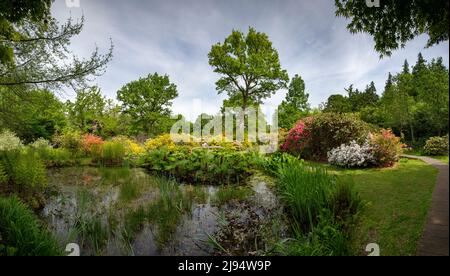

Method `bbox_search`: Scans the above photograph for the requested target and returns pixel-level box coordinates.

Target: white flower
[327,140,374,168]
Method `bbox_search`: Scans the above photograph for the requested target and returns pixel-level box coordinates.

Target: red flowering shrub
[82,134,104,156]
[369,129,403,167]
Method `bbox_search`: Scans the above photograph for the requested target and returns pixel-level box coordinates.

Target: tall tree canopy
[335,0,449,56]
[117,73,178,136]
[278,74,310,129]
[0,0,112,89]
[0,87,66,142]
[208,27,289,110]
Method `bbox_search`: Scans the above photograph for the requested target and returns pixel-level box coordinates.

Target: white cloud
[51,0,449,120]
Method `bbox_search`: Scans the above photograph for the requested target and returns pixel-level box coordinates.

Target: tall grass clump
[122,177,192,248]
[277,163,334,231]
[276,161,362,256]
[0,196,62,256]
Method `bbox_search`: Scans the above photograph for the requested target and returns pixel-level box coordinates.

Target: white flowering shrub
[0,130,24,151]
[327,140,374,168]
[30,138,52,150]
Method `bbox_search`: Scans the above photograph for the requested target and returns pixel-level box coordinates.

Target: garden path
[403,155,449,256]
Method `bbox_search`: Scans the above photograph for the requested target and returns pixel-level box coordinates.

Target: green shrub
[0,196,62,256]
[257,151,302,176]
[423,136,449,156]
[144,147,255,185]
[53,131,83,156]
[0,130,23,152]
[277,163,335,231]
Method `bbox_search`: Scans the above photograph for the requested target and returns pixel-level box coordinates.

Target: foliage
[257,151,302,176]
[53,131,83,156]
[369,129,403,167]
[37,148,73,168]
[0,130,23,151]
[30,138,51,149]
[0,196,62,256]
[98,141,126,167]
[282,113,370,161]
[117,73,178,135]
[66,87,107,134]
[328,140,374,168]
[0,89,67,143]
[0,162,7,184]
[335,0,449,56]
[277,162,335,231]
[0,150,47,196]
[0,4,112,89]
[208,27,289,110]
[144,148,255,185]
[423,136,449,156]
[278,74,310,129]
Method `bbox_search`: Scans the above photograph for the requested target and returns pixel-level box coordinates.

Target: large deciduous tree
[117,73,178,136]
[335,0,449,56]
[208,27,289,111]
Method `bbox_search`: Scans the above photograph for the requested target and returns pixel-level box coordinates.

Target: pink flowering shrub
[280,119,311,156]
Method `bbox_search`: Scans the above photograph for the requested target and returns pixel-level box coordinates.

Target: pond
[41,167,286,256]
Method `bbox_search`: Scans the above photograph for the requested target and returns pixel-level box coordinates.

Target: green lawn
[309,159,438,256]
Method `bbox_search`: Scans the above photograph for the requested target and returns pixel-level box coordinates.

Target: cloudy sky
[52,0,449,121]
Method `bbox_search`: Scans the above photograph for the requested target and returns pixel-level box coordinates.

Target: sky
[52,0,449,121]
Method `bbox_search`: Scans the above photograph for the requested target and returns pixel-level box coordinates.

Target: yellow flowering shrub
[111,136,145,156]
[145,134,176,151]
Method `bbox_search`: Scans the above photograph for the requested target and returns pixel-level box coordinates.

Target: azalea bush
[145,134,177,151]
[82,134,104,156]
[0,130,24,152]
[369,129,403,167]
[327,140,374,168]
[423,136,449,156]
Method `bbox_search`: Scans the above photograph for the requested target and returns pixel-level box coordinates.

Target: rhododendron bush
[281,113,370,160]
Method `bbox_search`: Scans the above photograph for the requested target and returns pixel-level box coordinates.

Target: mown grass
[308,159,438,256]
